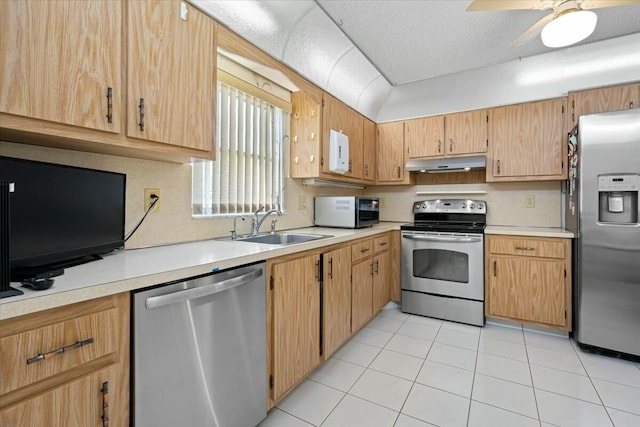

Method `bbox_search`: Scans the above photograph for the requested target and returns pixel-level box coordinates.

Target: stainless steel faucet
[231,216,245,240]
[251,206,282,235]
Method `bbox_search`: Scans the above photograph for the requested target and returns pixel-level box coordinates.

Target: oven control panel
[413,199,486,214]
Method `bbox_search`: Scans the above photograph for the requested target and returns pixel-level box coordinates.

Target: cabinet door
[0,0,122,133]
[322,94,363,179]
[362,118,376,182]
[0,365,121,427]
[323,247,352,358]
[568,83,639,131]
[127,0,215,151]
[291,91,322,178]
[271,254,321,401]
[406,116,444,158]
[488,256,566,327]
[351,259,373,333]
[377,121,408,183]
[372,251,390,313]
[488,98,565,181]
[445,110,487,156]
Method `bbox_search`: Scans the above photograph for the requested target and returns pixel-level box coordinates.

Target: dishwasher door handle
[402,234,482,243]
[145,268,263,310]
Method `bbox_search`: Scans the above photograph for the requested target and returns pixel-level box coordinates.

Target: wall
[367,181,562,227]
[0,141,360,249]
[377,33,640,122]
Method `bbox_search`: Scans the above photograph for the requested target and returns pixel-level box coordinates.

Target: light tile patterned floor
[259,305,640,427]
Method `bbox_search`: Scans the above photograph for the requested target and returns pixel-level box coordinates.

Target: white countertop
[485,226,574,239]
[0,223,402,320]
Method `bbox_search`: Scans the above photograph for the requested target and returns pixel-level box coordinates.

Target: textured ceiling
[317,0,640,86]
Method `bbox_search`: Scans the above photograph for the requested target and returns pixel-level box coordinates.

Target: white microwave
[314,196,379,228]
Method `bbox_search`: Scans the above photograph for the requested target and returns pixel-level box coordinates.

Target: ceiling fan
[466,0,640,48]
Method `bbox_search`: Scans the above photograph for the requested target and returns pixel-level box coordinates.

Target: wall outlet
[379,197,386,209]
[145,188,160,213]
[297,195,306,210]
[525,195,535,208]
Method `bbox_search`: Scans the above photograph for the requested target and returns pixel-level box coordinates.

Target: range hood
[405,155,486,173]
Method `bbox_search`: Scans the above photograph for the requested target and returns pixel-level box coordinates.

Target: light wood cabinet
[406,110,487,159]
[323,246,352,359]
[376,121,411,184]
[372,235,391,313]
[351,256,374,333]
[485,235,572,331]
[0,0,123,133]
[567,83,639,132]
[0,293,129,427]
[321,93,364,179]
[445,109,488,156]
[363,118,376,182]
[269,253,321,402]
[290,91,323,178]
[127,0,215,151]
[406,115,444,158]
[487,98,566,182]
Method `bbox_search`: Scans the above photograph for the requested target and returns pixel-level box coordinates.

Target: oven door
[401,231,484,301]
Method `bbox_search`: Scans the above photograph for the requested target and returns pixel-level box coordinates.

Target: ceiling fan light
[541,10,597,48]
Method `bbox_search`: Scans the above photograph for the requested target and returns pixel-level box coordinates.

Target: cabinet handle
[375,260,379,275]
[396,166,401,178]
[315,260,320,281]
[138,98,145,131]
[631,101,635,109]
[496,160,501,175]
[493,260,497,277]
[101,381,110,427]
[449,138,453,153]
[106,87,113,124]
[438,140,441,153]
[364,165,368,177]
[360,247,370,254]
[328,258,333,279]
[26,337,94,365]
[379,242,387,246]
[348,160,353,173]
[370,262,374,276]
[515,246,536,251]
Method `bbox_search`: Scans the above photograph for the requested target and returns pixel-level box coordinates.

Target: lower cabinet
[269,253,321,403]
[323,246,352,359]
[485,235,572,330]
[267,232,397,407]
[0,293,129,427]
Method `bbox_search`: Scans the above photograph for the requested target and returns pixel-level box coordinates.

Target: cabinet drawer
[352,239,373,263]
[373,235,389,253]
[0,307,118,395]
[489,236,565,259]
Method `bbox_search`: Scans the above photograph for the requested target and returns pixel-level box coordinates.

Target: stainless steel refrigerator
[566,108,640,358]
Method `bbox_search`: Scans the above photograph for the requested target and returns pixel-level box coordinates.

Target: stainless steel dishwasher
[133,262,266,427]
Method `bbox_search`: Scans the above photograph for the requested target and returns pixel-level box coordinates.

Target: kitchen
[1,1,640,426]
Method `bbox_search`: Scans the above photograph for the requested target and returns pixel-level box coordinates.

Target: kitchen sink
[233,232,333,245]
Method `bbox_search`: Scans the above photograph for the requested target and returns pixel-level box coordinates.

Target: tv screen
[0,156,125,279]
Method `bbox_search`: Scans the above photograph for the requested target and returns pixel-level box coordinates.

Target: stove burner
[404,198,487,234]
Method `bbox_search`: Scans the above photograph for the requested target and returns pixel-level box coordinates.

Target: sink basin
[234,232,333,245]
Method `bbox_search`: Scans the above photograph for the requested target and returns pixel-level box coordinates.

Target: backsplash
[366,181,562,227]
[0,141,360,249]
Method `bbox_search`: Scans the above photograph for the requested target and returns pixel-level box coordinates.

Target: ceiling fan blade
[466,0,553,12]
[509,12,554,48]
[579,0,640,9]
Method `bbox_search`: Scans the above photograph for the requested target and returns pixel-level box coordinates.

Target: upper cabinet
[127,1,215,151]
[0,0,216,163]
[0,0,123,133]
[487,98,566,182]
[568,83,639,132]
[290,91,374,185]
[406,110,487,159]
[376,121,411,185]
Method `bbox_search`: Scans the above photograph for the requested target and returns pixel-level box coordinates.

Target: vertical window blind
[192,81,287,216]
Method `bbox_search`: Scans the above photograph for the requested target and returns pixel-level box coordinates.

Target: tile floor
[259,305,640,427]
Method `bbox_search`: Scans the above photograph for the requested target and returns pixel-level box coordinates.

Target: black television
[0,156,126,280]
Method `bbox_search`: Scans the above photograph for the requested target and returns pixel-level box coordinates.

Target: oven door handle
[402,234,482,243]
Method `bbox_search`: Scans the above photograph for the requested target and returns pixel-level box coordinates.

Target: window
[192,81,289,216]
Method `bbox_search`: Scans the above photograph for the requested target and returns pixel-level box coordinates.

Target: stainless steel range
[401,199,487,326]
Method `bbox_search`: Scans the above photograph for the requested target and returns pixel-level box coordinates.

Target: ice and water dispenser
[598,174,639,224]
